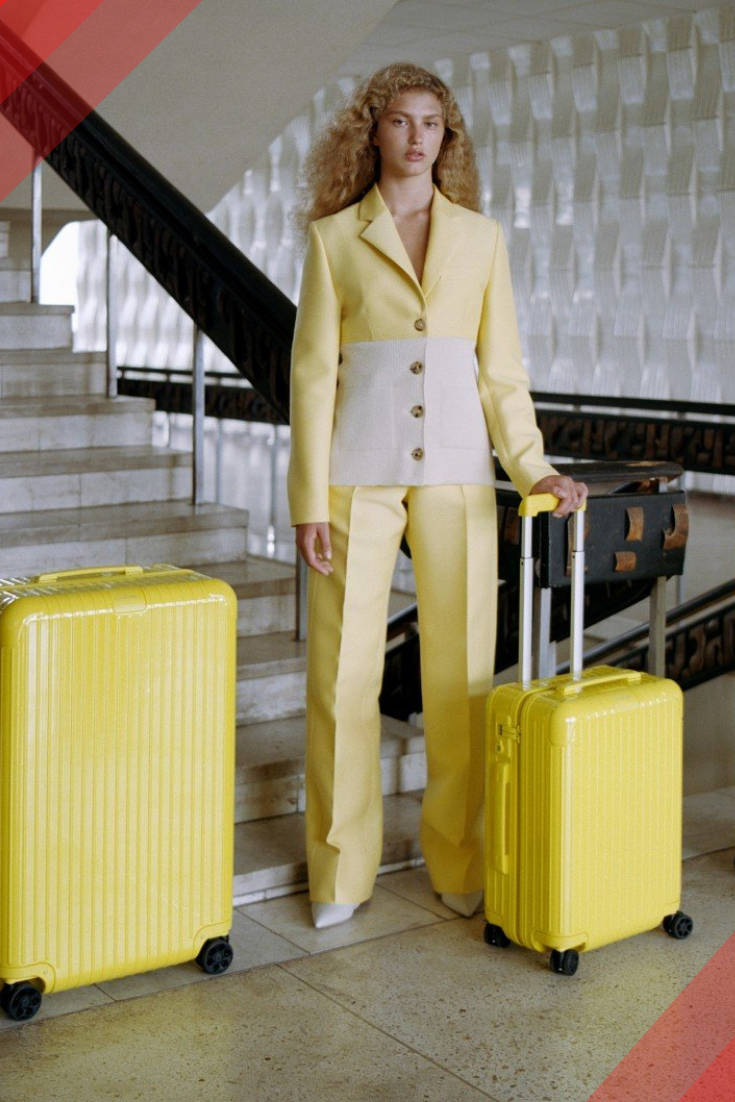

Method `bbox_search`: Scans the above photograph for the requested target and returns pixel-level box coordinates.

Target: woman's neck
[377,174,434,218]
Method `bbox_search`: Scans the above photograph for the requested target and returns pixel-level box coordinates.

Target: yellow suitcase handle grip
[35,565,145,584]
[559,670,643,697]
[518,493,587,517]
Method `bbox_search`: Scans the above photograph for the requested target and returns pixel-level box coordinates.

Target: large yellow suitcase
[0,564,237,1020]
[484,496,693,975]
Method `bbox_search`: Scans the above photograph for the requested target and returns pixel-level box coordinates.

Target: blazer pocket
[439,382,488,450]
[333,380,395,452]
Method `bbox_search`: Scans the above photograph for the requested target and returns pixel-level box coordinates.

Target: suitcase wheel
[0,981,42,1021]
[196,936,234,975]
[549,949,579,976]
[663,911,694,940]
[483,922,511,949]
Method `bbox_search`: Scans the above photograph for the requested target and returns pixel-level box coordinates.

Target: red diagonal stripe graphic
[0,0,205,202]
[0,0,107,104]
[588,933,735,1101]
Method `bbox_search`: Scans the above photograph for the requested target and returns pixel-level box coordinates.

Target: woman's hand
[296,522,334,575]
[529,474,588,517]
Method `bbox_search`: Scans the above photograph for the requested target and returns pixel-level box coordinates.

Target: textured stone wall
[77,5,735,406]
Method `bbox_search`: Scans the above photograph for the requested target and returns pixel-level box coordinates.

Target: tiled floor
[0,798,732,1102]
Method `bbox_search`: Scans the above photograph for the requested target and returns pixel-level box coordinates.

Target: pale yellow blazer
[287,183,556,525]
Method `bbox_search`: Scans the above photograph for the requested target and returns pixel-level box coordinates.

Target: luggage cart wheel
[196,936,234,975]
[550,949,579,976]
[0,981,42,1021]
[483,922,511,948]
[663,912,694,940]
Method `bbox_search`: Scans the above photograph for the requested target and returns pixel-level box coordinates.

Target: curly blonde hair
[298,62,481,229]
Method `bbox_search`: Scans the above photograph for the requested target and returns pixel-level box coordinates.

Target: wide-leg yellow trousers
[305,483,497,904]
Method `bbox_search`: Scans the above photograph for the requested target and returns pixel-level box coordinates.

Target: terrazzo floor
[0,795,732,1102]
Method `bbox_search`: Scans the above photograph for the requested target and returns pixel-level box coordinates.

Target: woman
[288,62,587,929]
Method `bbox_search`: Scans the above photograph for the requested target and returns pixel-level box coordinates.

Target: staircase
[0,227,426,908]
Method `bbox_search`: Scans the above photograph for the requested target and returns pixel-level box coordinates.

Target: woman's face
[373,88,445,182]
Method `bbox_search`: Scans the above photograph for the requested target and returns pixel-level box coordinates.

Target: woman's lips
[406,151,425,160]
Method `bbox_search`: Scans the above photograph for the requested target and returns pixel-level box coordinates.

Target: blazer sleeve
[476,222,557,499]
[287,221,341,526]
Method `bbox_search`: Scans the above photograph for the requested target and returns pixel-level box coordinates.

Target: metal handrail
[532,391,735,419]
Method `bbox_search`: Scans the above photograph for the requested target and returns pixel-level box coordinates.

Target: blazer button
[414,318,426,331]
[411,447,424,460]
[410,405,424,418]
[410,361,423,374]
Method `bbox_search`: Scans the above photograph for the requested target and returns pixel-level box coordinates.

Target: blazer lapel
[420,186,462,298]
[358,184,419,291]
[357,182,464,298]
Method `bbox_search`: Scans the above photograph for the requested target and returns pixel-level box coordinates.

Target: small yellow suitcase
[484,495,693,975]
[0,564,237,1020]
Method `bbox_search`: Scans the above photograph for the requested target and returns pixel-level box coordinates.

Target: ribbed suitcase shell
[485,665,683,954]
[0,565,236,994]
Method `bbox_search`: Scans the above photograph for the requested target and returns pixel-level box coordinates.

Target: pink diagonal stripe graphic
[678,1034,735,1102]
[0,0,205,202]
[588,933,735,1101]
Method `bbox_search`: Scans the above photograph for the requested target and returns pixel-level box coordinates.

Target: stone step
[0,268,30,302]
[0,499,248,575]
[236,631,306,723]
[223,571,417,721]
[189,559,414,645]
[0,302,73,349]
[188,556,295,637]
[233,791,424,905]
[0,348,106,397]
[235,713,426,824]
[0,445,191,512]
[0,395,154,451]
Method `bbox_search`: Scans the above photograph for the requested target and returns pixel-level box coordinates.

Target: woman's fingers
[295,522,334,575]
[530,475,589,517]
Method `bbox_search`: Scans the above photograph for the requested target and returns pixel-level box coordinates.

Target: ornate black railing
[533,392,735,477]
[0,20,294,422]
[563,581,735,693]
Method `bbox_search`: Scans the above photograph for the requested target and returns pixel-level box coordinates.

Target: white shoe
[441,890,483,917]
[311,902,358,929]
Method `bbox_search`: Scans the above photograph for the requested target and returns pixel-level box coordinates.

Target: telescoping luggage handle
[518,493,585,689]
